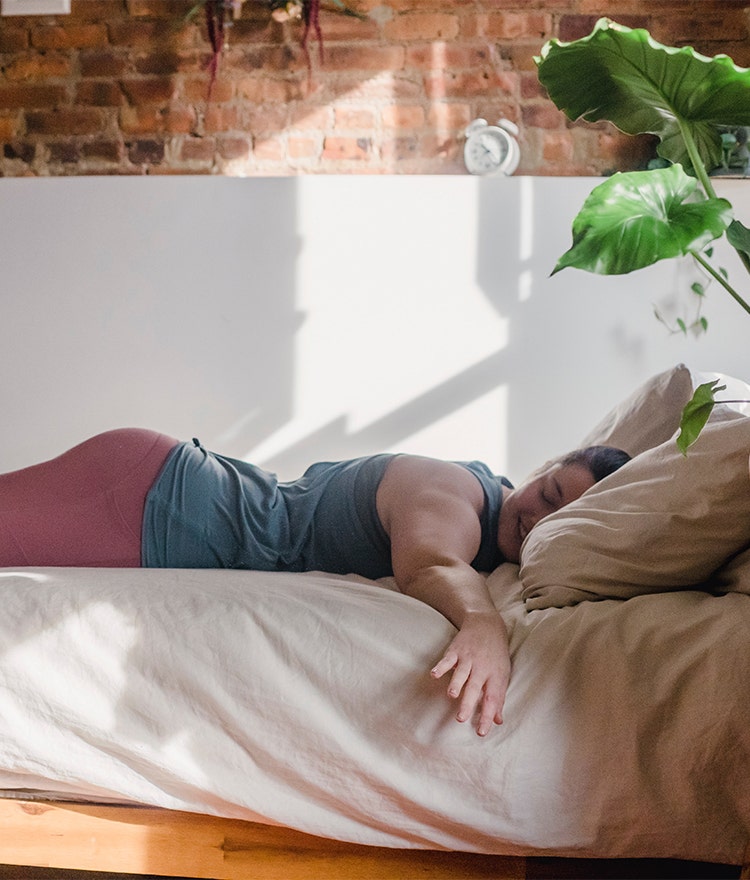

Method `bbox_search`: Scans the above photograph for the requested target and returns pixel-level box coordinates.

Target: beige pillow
[520,415,750,609]
[580,363,693,456]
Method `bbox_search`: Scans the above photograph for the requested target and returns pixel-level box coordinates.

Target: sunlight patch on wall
[381,384,509,476]
[244,177,511,478]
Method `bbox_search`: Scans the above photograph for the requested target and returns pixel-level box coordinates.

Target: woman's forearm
[397,561,498,627]
[398,562,511,737]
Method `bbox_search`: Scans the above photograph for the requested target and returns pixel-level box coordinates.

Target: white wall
[1,175,748,482]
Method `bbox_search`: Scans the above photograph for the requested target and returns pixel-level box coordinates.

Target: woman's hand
[376,456,512,736]
[430,610,511,736]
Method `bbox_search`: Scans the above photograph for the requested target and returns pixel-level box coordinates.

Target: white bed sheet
[0,565,747,864]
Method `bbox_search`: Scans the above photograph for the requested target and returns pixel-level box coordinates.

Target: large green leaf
[553,164,733,275]
[536,18,750,168]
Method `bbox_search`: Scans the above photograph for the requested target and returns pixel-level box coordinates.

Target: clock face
[463,122,520,176]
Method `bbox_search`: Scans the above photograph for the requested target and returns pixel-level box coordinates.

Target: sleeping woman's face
[497,462,595,563]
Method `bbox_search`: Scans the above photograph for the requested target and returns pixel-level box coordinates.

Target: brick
[134,51,183,75]
[26,107,104,136]
[203,104,241,133]
[424,70,515,100]
[651,12,748,46]
[541,130,574,164]
[287,135,320,159]
[0,27,29,53]
[180,136,215,162]
[480,12,552,40]
[0,114,20,141]
[557,15,599,42]
[322,45,406,71]
[31,24,108,50]
[0,84,68,110]
[236,77,305,103]
[323,73,422,102]
[127,138,165,165]
[216,135,251,160]
[80,51,130,78]
[183,77,234,103]
[322,135,371,160]
[520,72,547,100]
[309,13,379,42]
[3,54,72,81]
[496,42,547,72]
[427,102,472,131]
[381,104,426,129]
[120,77,178,104]
[81,139,123,162]
[76,80,124,106]
[3,141,35,163]
[119,104,196,134]
[290,103,333,129]
[69,0,123,19]
[126,1,191,17]
[521,102,567,129]
[245,104,289,132]
[108,20,193,48]
[406,42,493,70]
[334,106,377,129]
[253,134,284,161]
[47,141,80,163]
[597,129,657,171]
[380,135,419,162]
[384,13,460,41]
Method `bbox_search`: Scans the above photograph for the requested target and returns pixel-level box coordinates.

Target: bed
[0,364,749,879]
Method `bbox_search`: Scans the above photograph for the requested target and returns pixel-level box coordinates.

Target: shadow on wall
[0,175,747,482]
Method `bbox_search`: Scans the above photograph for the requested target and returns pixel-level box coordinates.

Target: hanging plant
[187,0,362,95]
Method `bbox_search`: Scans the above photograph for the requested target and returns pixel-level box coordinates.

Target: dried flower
[271,1,304,22]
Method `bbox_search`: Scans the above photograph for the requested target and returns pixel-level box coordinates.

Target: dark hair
[559,445,631,483]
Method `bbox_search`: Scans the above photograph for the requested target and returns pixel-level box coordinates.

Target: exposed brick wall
[0,0,748,176]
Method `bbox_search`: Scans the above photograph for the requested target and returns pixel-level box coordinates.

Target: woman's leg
[0,428,179,567]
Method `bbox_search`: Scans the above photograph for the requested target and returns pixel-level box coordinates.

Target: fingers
[431,651,508,737]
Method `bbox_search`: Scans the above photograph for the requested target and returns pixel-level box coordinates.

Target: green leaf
[552,164,733,275]
[727,219,750,258]
[676,380,725,454]
[536,18,750,169]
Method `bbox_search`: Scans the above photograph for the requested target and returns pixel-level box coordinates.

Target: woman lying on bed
[0,429,629,736]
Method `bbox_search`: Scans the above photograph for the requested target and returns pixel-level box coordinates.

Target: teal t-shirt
[142,441,510,577]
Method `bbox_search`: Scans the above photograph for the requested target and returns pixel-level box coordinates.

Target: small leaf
[690,282,705,296]
[699,316,709,331]
[676,380,726,454]
[676,317,687,334]
[552,165,733,276]
[727,219,750,258]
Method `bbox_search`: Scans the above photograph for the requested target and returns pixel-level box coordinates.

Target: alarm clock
[463,118,520,176]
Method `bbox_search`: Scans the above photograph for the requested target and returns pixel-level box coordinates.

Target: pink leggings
[0,428,179,567]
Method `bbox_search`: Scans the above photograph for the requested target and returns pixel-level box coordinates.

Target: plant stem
[691,249,750,316]
[678,119,718,200]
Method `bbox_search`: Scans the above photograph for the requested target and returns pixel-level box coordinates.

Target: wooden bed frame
[0,799,747,880]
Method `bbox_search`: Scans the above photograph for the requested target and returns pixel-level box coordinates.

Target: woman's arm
[376,456,510,736]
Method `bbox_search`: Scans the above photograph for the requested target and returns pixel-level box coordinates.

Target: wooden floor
[0,859,741,879]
